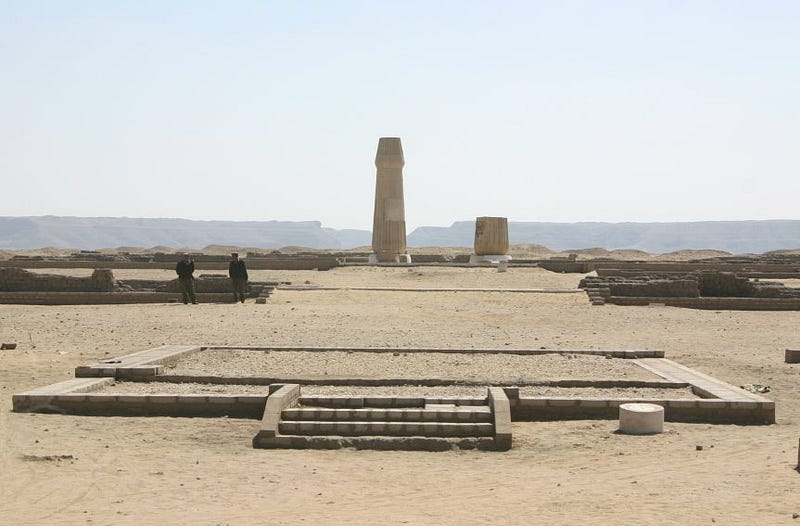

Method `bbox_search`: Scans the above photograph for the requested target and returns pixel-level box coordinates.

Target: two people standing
[174,252,249,304]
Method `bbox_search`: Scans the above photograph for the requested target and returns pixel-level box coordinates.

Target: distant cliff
[408,220,800,254]
[0,216,371,251]
[0,216,798,253]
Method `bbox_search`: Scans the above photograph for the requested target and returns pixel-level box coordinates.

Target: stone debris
[740,384,770,394]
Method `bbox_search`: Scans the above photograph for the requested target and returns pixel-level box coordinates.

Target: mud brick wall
[752,282,800,298]
[408,254,452,263]
[698,272,756,297]
[609,279,699,298]
[0,268,117,292]
[538,260,594,273]
[610,296,800,311]
[155,276,243,294]
[151,253,229,263]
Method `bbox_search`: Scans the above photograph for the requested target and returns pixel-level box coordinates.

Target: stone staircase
[579,276,610,305]
[253,385,511,451]
[584,286,609,305]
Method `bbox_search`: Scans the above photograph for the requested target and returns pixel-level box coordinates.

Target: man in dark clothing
[175,253,197,304]
[228,252,248,303]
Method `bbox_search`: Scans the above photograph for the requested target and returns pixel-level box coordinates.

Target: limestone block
[474,216,509,256]
[618,403,664,434]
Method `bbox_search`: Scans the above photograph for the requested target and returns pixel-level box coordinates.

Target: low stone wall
[0,292,248,305]
[13,392,267,418]
[153,275,242,294]
[537,260,594,273]
[609,279,699,298]
[508,396,773,424]
[698,272,756,297]
[0,258,339,271]
[581,270,800,308]
[609,296,800,310]
[0,268,117,292]
[0,267,276,303]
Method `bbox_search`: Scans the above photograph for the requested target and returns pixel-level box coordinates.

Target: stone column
[470,216,512,266]
[371,137,410,263]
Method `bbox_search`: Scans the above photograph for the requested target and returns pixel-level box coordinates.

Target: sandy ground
[1,265,799,525]
[165,350,656,381]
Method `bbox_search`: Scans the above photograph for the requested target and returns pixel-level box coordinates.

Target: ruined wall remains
[697,272,756,297]
[608,279,699,298]
[580,269,800,310]
[0,268,117,292]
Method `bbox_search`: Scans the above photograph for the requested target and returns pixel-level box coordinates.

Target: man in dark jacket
[175,253,197,304]
[228,252,248,303]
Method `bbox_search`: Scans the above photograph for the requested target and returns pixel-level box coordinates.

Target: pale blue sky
[1,1,798,230]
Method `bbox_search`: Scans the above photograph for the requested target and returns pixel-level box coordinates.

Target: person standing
[175,253,197,304]
[228,252,248,303]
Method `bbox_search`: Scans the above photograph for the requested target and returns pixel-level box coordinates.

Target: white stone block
[618,403,664,435]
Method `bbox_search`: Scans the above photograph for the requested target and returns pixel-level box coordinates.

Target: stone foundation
[0,268,118,292]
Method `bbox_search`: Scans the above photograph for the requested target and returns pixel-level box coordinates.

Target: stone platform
[11,345,775,452]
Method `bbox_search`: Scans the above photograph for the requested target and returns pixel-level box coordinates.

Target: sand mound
[509,243,555,257]
[764,248,800,256]
[658,249,732,261]
[605,249,655,260]
[564,247,610,257]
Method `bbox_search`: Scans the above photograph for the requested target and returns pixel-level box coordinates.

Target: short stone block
[618,403,664,435]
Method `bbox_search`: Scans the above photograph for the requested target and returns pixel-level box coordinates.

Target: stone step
[282,407,492,423]
[298,396,487,408]
[253,434,496,451]
[278,420,494,438]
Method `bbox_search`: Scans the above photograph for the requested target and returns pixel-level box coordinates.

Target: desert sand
[1,265,799,525]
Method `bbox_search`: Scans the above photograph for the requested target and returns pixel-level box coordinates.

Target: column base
[369,253,412,264]
[469,254,512,266]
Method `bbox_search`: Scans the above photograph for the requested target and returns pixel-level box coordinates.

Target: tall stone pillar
[469,216,512,266]
[371,137,411,263]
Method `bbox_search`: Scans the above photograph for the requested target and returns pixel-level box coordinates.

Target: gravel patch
[299,385,695,398]
[165,349,659,382]
[519,386,697,398]
[300,385,488,398]
[100,381,269,395]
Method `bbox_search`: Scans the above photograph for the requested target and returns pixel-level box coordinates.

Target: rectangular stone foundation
[12,345,775,425]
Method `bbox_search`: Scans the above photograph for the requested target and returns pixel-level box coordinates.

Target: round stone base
[469,254,512,266]
[369,253,412,264]
[618,403,664,435]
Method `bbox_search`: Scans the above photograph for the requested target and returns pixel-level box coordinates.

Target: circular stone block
[618,403,664,435]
